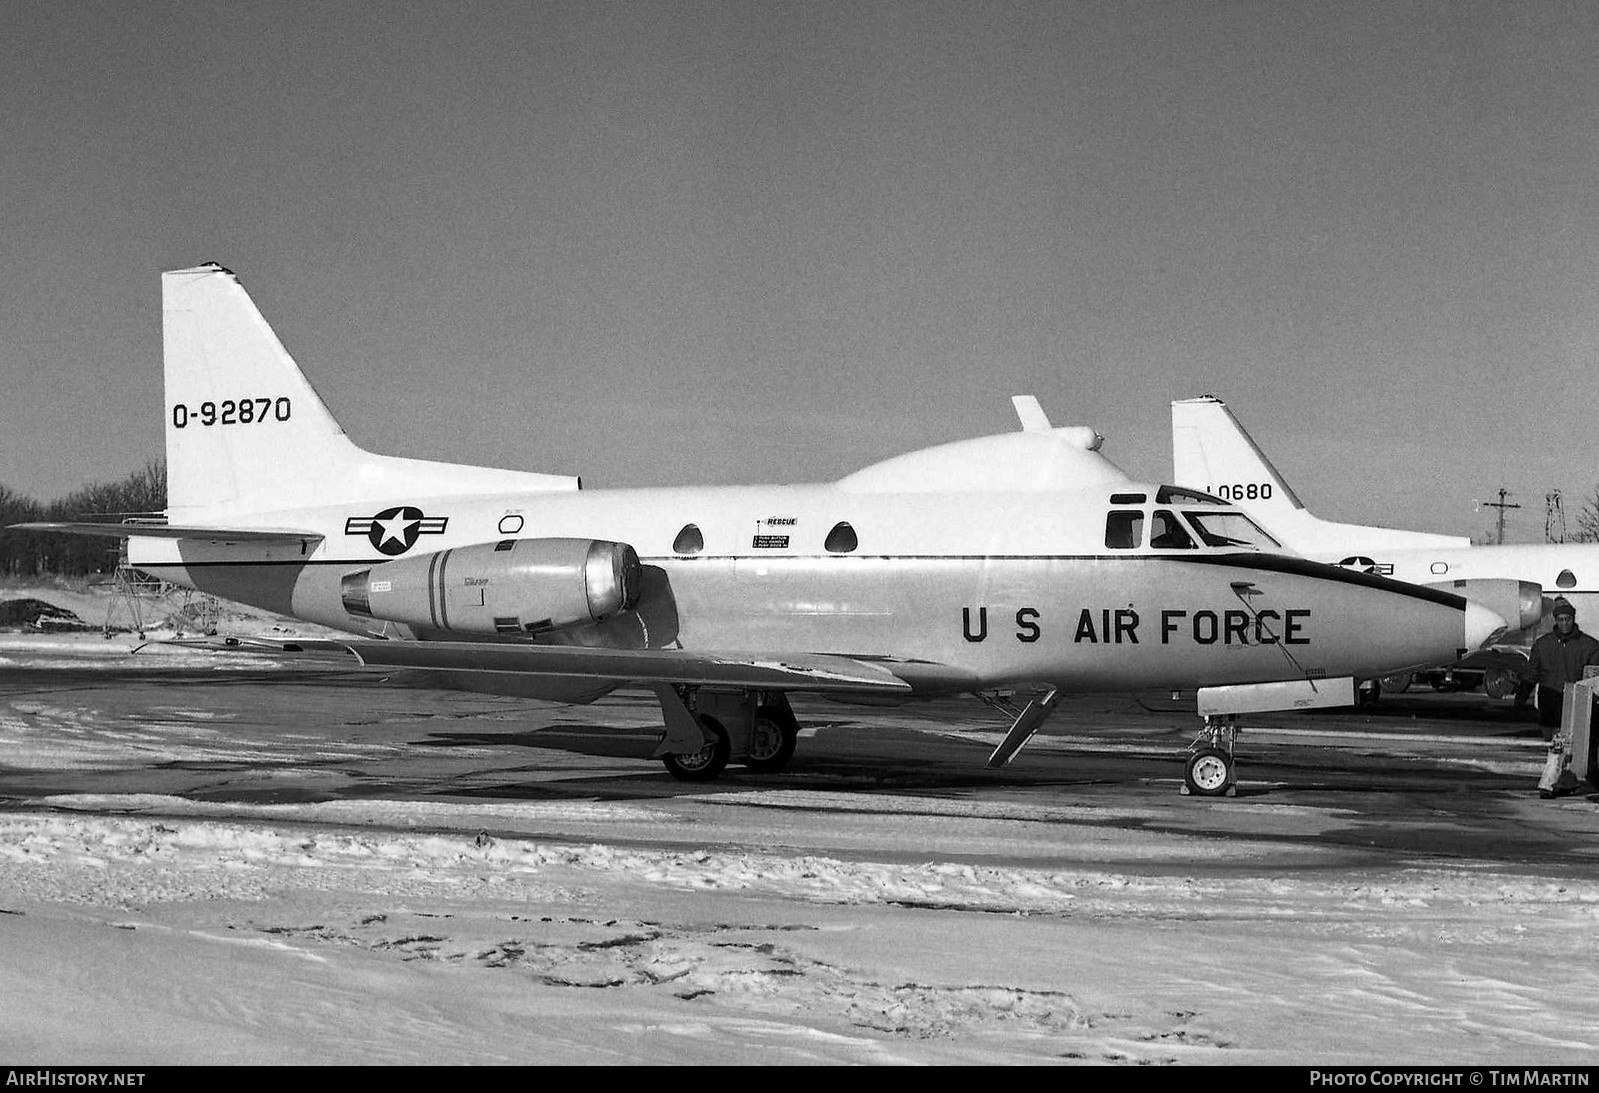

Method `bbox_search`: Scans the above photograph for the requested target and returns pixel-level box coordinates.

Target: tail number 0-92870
[172,398,291,428]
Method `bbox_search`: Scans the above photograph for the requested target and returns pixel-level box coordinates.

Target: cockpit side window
[1150,510,1197,550]
[1156,486,1224,506]
[1105,510,1145,550]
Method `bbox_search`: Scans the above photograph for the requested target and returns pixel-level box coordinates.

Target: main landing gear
[1183,714,1238,797]
[654,687,801,782]
[660,718,731,782]
[743,706,800,772]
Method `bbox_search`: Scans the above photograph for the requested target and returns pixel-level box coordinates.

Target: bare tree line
[1578,488,1599,543]
[0,460,166,578]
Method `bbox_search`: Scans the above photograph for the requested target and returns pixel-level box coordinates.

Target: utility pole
[1546,490,1566,544]
[1481,488,1521,545]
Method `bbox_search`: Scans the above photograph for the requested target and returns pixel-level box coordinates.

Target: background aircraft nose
[1464,599,1509,651]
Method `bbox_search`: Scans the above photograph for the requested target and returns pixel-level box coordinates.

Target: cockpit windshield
[1182,510,1281,550]
[1102,486,1283,552]
[1149,510,1195,549]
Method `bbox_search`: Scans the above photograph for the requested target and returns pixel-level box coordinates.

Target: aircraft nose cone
[1464,599,1509,651]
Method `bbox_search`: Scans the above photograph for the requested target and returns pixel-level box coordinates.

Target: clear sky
[3,1,1596,542]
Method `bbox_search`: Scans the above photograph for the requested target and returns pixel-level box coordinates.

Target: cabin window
[1105,510,1144,550]
[1150,510,1196,550]
[1558,569,1577,589]
[1109,492,1147,505]
[673,523,704,555]
[825,521,858,553]
[1157,486,1223,506]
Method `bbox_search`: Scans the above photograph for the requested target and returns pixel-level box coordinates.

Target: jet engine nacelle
[1423,578,1543,637]
[341,537,642,637]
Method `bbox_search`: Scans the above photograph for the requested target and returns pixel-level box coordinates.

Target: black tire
[743,711,798,772]
[1483,669,1519,700]
[1379,672,1412,695]
[662,716,730,782]
[1184,747,1233,797]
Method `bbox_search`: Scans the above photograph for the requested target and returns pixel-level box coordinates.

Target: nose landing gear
[1183,714,1238,797]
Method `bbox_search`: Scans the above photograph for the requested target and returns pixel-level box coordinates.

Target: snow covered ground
[2,609,1599,1065]
[5,788,1599,1065]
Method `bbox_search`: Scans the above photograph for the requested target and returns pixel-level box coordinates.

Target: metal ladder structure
[102,544,219,639]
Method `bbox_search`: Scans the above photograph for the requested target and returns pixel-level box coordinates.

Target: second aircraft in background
[1171,395,1585,696]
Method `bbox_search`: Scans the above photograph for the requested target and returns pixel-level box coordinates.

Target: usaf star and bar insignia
[345,506,449,556]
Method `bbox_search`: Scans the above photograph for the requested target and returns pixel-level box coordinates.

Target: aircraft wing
[13,522,323,544]
[191,636,976,695]
[339,640,941,694]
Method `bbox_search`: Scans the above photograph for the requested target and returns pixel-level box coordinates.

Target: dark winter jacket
[1526,626,1599,690]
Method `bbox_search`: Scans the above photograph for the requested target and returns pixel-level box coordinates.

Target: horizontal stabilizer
[11,521,323,544]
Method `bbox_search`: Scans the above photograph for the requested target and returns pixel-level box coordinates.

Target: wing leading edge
[205,636,975,695]
[339,641,946,693]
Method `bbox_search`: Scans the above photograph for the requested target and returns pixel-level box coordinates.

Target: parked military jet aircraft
[1172,395,1572,694]
[19,267,1508,795]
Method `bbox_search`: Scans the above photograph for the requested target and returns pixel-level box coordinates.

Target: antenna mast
[1482,488,1521,545]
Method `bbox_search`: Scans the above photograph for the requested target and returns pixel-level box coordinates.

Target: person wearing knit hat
[1524,597,1599,795]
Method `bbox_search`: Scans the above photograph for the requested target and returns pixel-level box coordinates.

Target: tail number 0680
[1210,483,1272,501]
[171,398,291,428]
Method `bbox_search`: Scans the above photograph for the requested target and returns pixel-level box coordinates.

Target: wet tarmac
[3,659,1596,877]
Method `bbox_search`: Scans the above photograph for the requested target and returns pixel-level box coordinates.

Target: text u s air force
[960,605,1311,645]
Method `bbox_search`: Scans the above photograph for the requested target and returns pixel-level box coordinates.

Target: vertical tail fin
[163,264,578,522]
[1170,395,1305,515]
[164,264,360,519]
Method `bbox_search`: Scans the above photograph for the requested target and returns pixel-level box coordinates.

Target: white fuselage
[130,479,1492,695]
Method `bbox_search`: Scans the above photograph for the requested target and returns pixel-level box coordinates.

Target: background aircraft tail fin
[1172,394,1473,554]
[162,264,578,522]
[1171,395,1304,515]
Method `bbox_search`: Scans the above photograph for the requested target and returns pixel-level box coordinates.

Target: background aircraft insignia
[1335,556,1394,576]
